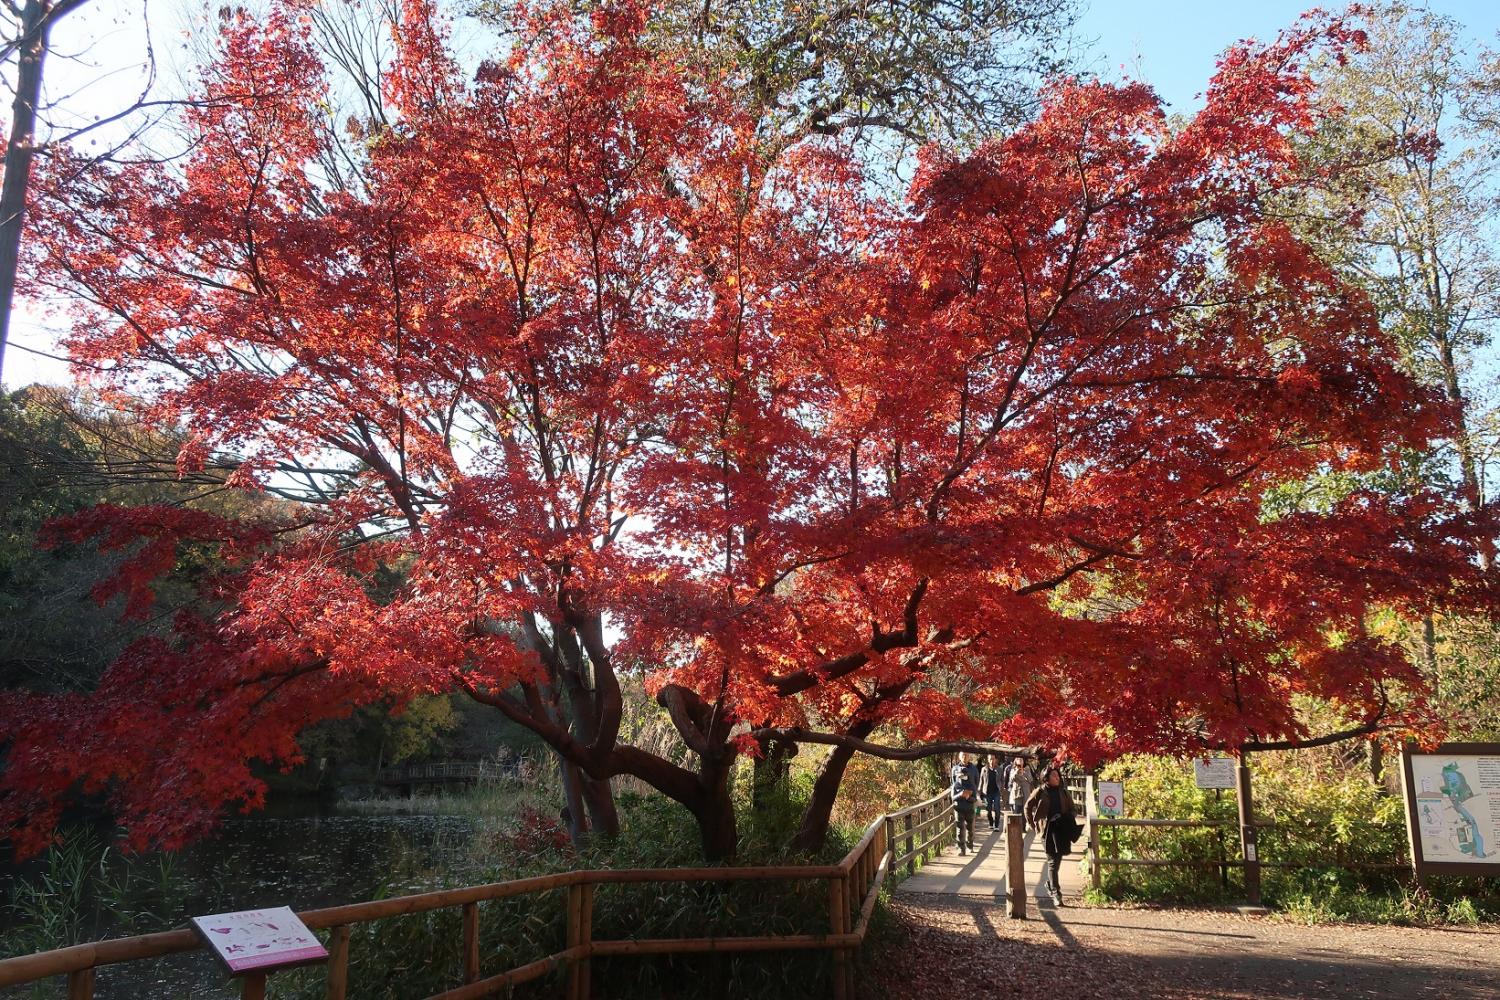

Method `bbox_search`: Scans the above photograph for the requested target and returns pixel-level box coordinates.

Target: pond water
[2,807,495,999]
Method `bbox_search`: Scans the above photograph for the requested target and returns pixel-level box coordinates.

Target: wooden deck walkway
[895,816,1088,904]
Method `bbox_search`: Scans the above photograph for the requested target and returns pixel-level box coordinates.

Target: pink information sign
[190,906,328,975]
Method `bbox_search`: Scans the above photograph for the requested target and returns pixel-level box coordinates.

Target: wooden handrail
[1093,817,1234,829]
[1090,817,1276,829]
[0,787,933,998]
[1087,814,1408,886]
[883,791,948,822]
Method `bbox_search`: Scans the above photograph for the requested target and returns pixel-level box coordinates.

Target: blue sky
[1077,1,1500,111]
[6,0,1500,387]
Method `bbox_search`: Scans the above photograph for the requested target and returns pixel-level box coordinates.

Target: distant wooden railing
[0,790,953,1000]
[375,757,532,785]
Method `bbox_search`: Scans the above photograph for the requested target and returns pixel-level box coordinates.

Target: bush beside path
[869,898,1500,999]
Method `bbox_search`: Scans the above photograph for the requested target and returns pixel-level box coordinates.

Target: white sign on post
[1193,756,1237,790]
[1098,780,1124,818]
[191,906,328,976]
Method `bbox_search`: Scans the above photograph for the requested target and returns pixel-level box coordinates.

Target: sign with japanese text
[1193,757,1237,790]
[191,906,328,976]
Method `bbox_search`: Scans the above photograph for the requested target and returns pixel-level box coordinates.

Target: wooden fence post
[1237,754,1261,907]
[462,902,480,984]
[579,883,594,1000]
[566,883,584,1000]
[1006,812,1026,920]
[326,924,351,1000]
[1089,819,1101,893]
[903,813,914,875]
[1086,775,1100,892]
[829,875,850,1000]
[66,969,94,1000]
[241,973,267,1000]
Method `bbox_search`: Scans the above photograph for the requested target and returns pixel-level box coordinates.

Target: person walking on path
[950,753,979,854]
[980,754,1004,830]
[1025,765,1078,906]
[1007,755,1032,814]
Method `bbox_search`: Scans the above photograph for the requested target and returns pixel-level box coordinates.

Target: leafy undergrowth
[1271,870,1500,926]
[1085,870,1500,927]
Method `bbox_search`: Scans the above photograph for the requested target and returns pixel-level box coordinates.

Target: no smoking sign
[1098,780,1124,818]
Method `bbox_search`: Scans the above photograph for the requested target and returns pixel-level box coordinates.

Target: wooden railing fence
[0,791,955,1000]
[374,756,544,785]
[1081,774,1407,897]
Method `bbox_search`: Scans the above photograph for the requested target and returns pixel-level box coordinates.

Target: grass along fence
[0,791,957,1000]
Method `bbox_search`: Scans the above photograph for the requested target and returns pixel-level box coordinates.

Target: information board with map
[1401,743,1500,877]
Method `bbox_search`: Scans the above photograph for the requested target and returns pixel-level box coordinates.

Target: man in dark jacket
[949,753,980,854]
[980,754,1005,830]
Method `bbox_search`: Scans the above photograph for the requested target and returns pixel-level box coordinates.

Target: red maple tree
[2,2,1491,859]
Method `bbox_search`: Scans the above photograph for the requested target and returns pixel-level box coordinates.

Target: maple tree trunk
[691,758,739,862]
[581,775,619,836]
[790,721,875,853]
[560,760,587,842]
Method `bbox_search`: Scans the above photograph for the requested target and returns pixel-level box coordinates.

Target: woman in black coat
[1024,766,1077,905]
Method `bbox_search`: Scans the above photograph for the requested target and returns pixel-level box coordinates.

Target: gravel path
[870,898,1500,999]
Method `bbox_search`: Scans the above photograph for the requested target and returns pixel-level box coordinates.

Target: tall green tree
[0,386,275,691]
[1301,3,1499,520]
[1287,3,1500,753]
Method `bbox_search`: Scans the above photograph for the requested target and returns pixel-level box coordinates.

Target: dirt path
[869,898,1500,999]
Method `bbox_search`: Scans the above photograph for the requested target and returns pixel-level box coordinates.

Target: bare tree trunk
[1422,614,1440,678]
[466,677,743,859]
[1368,739,1386,790]
[1434,339,1492,570]
[0,0,55,382]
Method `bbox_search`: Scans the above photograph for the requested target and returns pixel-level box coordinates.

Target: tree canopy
[1,1,1493,859]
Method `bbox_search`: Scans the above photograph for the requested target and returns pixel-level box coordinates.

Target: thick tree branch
[751,726,1025,760]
